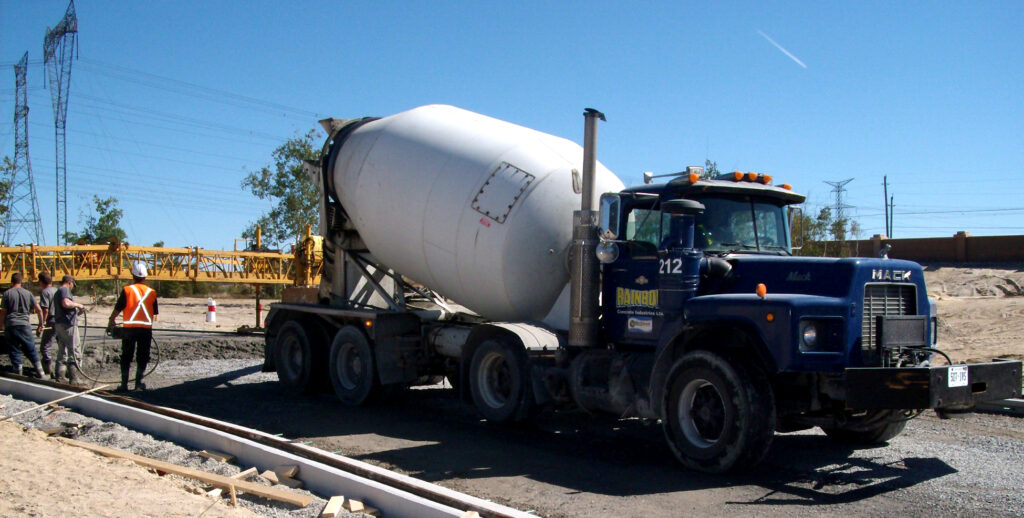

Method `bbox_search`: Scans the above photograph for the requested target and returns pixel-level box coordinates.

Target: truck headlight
[800,322,818,351]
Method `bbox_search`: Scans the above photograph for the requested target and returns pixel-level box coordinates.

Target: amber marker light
[688,172,699,184]
[733,171,744,181]
[756,283,767,299]
[364,320,373,328]
[781,183,792,190]
[766,312,775,322]
[747,172,758,181]
[761,174,773,184]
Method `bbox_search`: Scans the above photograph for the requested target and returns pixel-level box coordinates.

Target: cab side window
[625,208,664,253]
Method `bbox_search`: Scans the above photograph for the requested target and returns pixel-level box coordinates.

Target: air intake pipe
[569,108,605,348]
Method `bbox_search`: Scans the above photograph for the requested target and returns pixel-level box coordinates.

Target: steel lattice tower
[825,178,854,241]
[3,53,46,246]
[43,0,78,245]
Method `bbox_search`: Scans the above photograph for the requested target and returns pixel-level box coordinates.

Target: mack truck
[263,104,1022,473]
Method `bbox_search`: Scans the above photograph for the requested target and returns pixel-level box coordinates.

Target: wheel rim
[280,334,303,380]
[678,378,726,448]
[476,350,512,409]
[335,342,365,391]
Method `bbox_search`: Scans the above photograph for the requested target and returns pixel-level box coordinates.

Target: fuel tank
[328,105,624,327]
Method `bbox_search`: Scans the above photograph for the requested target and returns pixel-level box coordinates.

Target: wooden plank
[321,496,345,518]
[208,466,260,498]
[344,499,381,517]
[59,438,312,507]
[273,464,299,478]
[38,426,66,436]
[0,384,113,422]
[261,469,281,485]
[198,450,236,463]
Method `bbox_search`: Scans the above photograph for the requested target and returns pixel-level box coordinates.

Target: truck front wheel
[663,350,775,473]
[469,338,535,423]
[329,326,381,406]
[274,321,318,394]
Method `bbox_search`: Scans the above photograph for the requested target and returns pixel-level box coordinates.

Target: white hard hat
[130,261,148,278]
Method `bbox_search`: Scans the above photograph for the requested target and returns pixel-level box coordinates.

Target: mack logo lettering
[871,269,911,281]
[786,272,811,282]
[616,288,659,308]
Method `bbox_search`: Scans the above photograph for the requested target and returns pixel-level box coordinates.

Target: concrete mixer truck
[263,104,1022,473]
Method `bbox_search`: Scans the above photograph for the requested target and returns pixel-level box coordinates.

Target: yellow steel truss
[0,243,322,285]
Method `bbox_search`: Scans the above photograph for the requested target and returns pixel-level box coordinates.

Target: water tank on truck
[326,104,625,327]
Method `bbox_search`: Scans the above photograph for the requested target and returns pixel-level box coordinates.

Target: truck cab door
[600,198,665,347]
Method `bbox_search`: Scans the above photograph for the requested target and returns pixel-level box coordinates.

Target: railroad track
[0,373,533,518]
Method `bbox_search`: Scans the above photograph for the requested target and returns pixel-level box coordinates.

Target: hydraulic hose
[72,311,161,386]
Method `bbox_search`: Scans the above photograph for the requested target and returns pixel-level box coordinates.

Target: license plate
[948,365,969,388]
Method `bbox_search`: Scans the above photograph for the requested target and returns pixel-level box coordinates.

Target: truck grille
[862,283,917,356]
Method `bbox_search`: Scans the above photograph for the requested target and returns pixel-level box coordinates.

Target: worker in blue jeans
[0,272,45,377]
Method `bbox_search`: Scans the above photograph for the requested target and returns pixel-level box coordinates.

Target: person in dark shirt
[0,272,44,377]
[108,261,158,392]
[37,271,58,377]
[53,275,88,384]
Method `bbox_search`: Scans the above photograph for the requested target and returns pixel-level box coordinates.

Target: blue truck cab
[586,170,1022,472]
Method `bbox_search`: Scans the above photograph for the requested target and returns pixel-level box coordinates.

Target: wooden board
[273,464,299,478]
[199,450,236,463]
[345,499,381,517]
[208,466,260,498]
[321,496,345,517]
[260,469,303,489]
[60,438,312,507]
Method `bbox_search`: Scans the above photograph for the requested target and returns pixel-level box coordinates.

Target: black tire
[328,326,381,406]
[824,413,907,444]
[468,338,535,423]
[274,321,319,394]
[662,350,776,473]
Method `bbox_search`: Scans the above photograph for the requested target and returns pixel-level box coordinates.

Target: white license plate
[948,365,969,388]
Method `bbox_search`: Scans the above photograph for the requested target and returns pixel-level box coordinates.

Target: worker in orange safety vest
[107,261,158,392]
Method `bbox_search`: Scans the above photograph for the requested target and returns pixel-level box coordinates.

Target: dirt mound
[923,264,1024,298]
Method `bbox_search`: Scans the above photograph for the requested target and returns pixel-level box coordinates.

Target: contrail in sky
[757,29,807,69]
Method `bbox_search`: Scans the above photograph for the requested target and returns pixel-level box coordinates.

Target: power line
[3,53,46,246]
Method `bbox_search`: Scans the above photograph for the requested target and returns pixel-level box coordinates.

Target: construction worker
[37,271,58,377]
[108,261,158,392]
[53,275,88,384]
[0,272,45,377]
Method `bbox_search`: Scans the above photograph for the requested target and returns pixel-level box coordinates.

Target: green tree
[702,159,720,179]
[64,195,127,244]
[242,129,321,250]
[792,206,864,257]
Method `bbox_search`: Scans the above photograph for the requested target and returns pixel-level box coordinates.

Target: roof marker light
[761,174,772,184]
[747,172,758,181]
[733,171,744,181]
[688,172,699,184]
[781,183,792,190]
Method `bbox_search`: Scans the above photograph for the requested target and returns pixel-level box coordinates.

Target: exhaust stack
[569,108,605,348]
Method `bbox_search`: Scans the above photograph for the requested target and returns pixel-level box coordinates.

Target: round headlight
[596,241,619,264]
[800,322,818,351]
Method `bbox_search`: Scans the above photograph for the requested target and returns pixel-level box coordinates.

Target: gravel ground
[0,390,380,518]
[85,347,1023,518]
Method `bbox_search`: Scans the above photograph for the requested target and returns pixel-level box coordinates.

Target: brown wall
[824,232,1024,263]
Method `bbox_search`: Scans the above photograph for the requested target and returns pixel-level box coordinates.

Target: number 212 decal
[659,258,683,274]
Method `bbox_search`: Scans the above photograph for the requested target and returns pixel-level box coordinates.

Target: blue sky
[1,1,1022,249]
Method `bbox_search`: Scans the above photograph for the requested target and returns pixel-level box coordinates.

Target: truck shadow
[137,366,957,506]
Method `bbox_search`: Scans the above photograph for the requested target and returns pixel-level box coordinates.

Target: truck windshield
[692,195,791,255]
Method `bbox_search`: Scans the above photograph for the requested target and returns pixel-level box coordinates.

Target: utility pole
[883,176,889,236]
[889,195,894,238]
[43,0,78,245]
[3,53,46,246]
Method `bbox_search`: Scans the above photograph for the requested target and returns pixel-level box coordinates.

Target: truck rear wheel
[274,321,319,394]
[663,350,775,473]
[823,412,907,444]
[469,338,535,423]
[329,326,381,406]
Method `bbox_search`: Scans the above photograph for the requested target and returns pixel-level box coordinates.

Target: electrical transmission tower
[824,178,854,241]
[3,53,46,246]
[43,0,78,245]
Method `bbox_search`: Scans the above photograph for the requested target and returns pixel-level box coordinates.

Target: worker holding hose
[53,275,88,384]
[108,261,158,392]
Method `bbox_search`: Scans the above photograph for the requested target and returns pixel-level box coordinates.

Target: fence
[822,232,1024,263]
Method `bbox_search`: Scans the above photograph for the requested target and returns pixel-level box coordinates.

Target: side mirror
[789,206,804,250]
[599,194,621,239]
